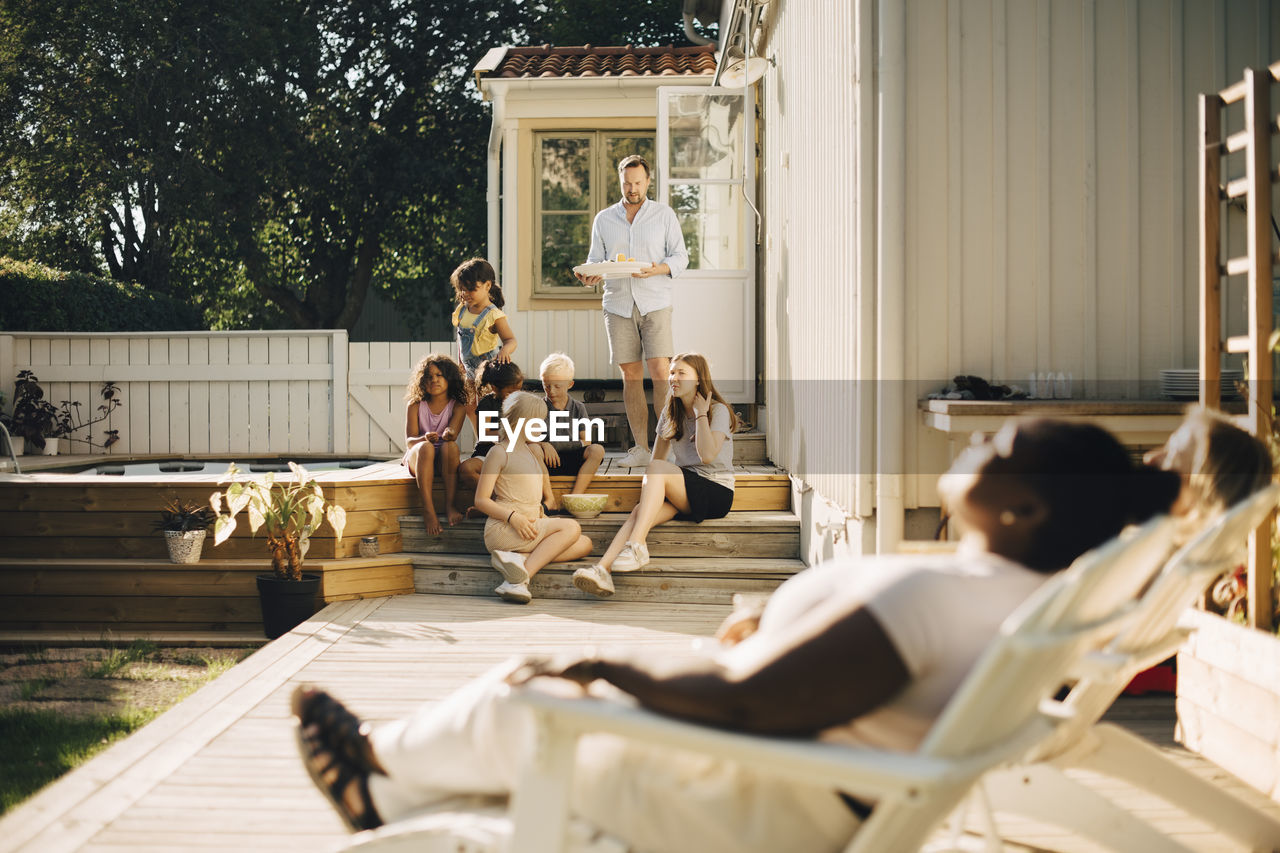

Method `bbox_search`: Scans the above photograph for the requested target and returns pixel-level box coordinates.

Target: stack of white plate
[1159,368,1242,400]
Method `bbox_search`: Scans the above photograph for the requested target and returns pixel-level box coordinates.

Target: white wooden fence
[0,332,457,457]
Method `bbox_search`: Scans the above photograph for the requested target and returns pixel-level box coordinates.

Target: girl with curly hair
[403,354,470,535]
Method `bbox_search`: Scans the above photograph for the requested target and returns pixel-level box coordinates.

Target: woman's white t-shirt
[722,548,1049,752]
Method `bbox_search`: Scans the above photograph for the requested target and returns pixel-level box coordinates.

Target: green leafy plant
[0,257,203,332]
[153,498,215,533]
[209,462,347,581]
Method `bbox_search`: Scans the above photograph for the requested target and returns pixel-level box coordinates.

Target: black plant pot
[256,573,322,639]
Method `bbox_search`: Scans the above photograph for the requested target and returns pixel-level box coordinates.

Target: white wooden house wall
[755,0,865,528]
[900,0,1280,510]
[754,0,1280,541]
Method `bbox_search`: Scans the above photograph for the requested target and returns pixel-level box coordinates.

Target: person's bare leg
[629,459,691,544]
[598,501,678,570]
[620,360,649,452]
[524,519,591,574]
[458,457,484,517]
[572,444,605,494]
[540,456,559,512]
[459,456,482,487]
[646,354,670,413]
[441,442,463,525]
[463,399,478,441]
[411,443,441,536]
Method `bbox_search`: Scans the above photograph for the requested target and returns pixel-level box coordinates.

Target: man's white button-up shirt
[586,197,689,318]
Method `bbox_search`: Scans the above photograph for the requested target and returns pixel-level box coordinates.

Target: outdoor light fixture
[720,51,770,87]
[718,32,771,88]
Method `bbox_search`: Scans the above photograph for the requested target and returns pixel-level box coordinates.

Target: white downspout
[486,86,506,280]
[854,0,875,522]
[875,0,906,553]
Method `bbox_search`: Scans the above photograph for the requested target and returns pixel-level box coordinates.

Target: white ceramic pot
[40,439,58,456]
[163,529,207,564]
[7,436,23,456]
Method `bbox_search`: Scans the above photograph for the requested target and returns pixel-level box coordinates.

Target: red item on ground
[1122,663,1177,695]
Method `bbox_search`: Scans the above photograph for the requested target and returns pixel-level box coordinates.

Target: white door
[657,86,756,402]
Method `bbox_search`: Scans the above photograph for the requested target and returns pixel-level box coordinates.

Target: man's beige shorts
[604,305,674,366]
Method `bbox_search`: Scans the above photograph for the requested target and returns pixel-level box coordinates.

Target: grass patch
[17,679,53,701]
[84,639,158,679]
[199,653,241,678]
[0,705,156,814]
[0,642,258,815]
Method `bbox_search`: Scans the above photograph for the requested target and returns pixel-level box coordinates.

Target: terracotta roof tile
[481,44,716,80]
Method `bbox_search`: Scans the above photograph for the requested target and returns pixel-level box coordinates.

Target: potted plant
[154,498,215,564]
[9,370,64,453]
[6,371,122,454]
[209,462,347,639]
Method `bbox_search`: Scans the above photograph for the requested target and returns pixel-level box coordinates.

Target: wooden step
[0,630,266,647]
[732,431,767,465]
[0,462,788,562]
[0,555,415,633]
[411,553,804,605]
[401,511,800,559]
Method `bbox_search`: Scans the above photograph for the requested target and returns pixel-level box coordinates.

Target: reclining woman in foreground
[292,413,1269,853]
[718,405,1275,647]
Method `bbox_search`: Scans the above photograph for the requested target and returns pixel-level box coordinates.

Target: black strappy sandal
[291,686,382,776]
[295,723,384,832]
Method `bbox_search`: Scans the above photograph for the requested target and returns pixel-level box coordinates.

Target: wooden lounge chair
[970,484,1280,853]
[343,515,1180,852]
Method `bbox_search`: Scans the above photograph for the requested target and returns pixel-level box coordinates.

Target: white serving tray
[573,261,651,279]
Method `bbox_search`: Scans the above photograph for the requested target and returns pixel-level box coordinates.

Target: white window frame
[533,130,656,297]
[656,85,756,274]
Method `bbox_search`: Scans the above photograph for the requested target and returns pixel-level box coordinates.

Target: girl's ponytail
[489,282,505,309]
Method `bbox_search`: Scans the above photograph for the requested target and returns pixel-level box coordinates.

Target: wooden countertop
[920,398,1245,416]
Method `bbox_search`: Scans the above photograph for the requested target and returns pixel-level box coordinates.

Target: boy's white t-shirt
[722,548,1048,753]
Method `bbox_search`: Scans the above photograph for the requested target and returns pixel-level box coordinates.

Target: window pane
[602,135,656,200]
[541,213,592,289]
[672,183,746,270]
[541,138,592,211]
[667,93,744,182]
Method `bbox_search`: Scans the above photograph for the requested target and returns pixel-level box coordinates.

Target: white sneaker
[490,550,530,584]
[494,581,532,604]
[616,446,651,468]
[610,541,650,573]
[573,564,615,598]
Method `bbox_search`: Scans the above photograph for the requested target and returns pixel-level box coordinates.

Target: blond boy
[538,352,605,497]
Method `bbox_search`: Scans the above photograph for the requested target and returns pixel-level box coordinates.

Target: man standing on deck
[574,154,689,469]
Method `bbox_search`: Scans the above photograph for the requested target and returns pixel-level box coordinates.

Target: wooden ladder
[1199,62,1279,631]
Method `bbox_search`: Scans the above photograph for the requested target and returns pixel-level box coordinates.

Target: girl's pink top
[416,398,455,447]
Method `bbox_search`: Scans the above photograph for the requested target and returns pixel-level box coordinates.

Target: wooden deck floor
[1,594,1276,853]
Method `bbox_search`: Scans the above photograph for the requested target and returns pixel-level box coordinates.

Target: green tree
[529,0,692,47]
[0,0,283,293]
[0,0,701,332]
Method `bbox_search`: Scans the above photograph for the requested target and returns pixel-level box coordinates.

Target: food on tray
[614,253,636,262]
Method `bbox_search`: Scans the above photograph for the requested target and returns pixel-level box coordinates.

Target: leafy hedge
[0,258,204,331]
